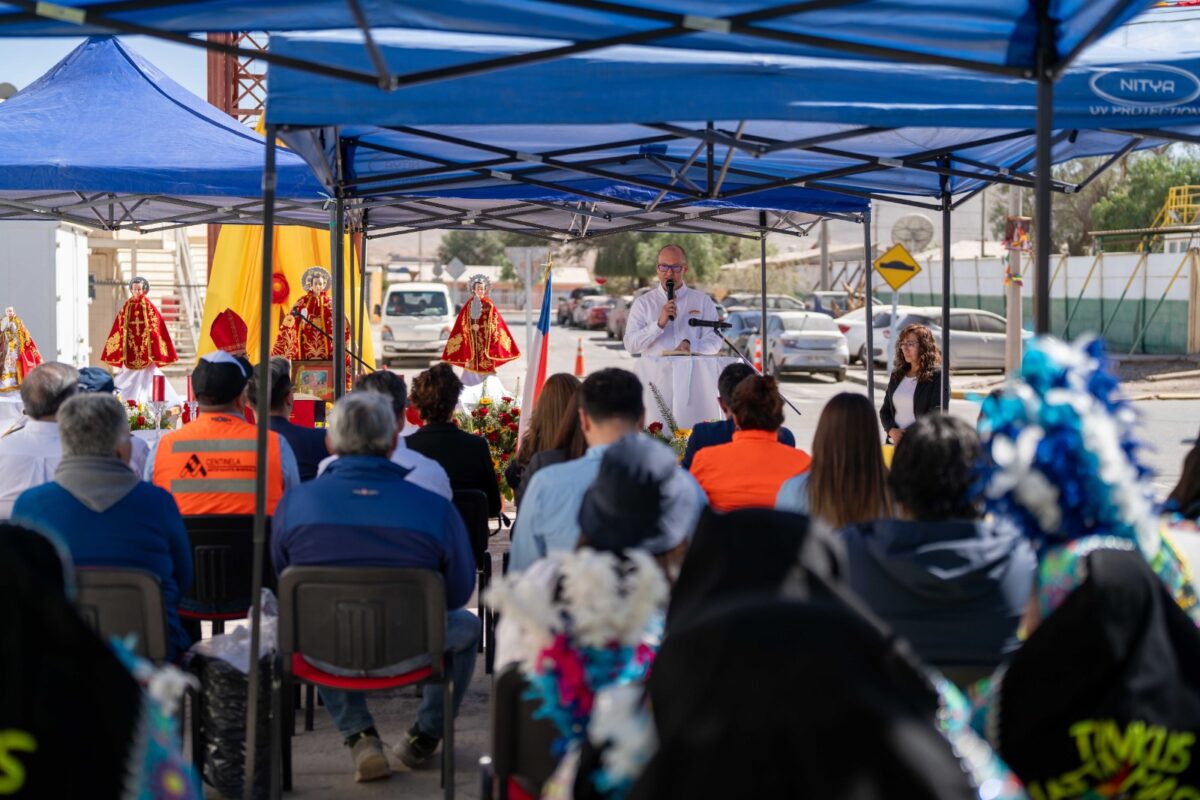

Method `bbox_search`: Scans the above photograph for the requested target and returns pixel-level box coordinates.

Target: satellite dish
[891,214,935,253]
[0,83,16,101]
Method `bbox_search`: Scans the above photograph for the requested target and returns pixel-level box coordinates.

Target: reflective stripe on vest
[152,414,284,515]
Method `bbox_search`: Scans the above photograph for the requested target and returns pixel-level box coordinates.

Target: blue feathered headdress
[976,336,1160,558]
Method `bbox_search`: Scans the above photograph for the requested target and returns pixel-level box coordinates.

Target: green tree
[987,148,1200,255]
[436,230,508,267]
[436,230,549,283]
[589,232,757,286]
[1091,151,1200,248]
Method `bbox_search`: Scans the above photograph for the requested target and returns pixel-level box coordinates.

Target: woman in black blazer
[407,363,502,516]
[879,323,942,444]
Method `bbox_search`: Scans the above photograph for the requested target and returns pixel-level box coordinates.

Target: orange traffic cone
[753,337,763,372]
[574,338,585,377]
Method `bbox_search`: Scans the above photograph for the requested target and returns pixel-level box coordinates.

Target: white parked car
[764,311,849,382]
[836,304,915,364]
[884,307,1032,370]
[379,282,455,365]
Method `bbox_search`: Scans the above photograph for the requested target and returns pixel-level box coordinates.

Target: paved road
[380,319,1199,501]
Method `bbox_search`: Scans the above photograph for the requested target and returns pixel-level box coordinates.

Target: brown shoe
[351,734,391,783]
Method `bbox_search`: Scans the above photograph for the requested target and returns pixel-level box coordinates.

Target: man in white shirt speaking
[623,244,722,357]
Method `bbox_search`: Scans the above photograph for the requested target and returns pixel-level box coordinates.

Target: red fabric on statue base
[101,295,178,369]
[441,296,519,374]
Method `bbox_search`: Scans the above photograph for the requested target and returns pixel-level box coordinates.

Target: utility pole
[819,219,829,291]
[1005,187,1024,374]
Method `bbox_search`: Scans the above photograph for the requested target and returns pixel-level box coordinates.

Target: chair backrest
[452,488,490,561]
[491,664,561,795]
[182,514,274,609]
[75,567,169,662]
[277,567,447,677]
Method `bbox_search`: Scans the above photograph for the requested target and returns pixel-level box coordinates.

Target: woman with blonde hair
[505,373,581,501]
[777,392,891,530]
[879,323,942,444]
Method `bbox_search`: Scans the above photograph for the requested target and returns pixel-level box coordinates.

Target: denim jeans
[319,608,481,739]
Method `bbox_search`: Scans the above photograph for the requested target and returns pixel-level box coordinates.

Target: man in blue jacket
[273,391,478,784]
[681,362,795,470]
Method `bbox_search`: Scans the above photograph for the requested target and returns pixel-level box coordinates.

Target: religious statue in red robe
[441,274,520,376]
[0,306,43,393]
[101,277,178,370]
[271,266,350,362]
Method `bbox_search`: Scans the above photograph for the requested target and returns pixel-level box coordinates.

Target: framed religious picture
[1005,216,1032,251]
[292,360,334,402]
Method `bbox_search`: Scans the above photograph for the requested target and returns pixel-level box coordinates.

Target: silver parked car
[885,307,1030,370]
[764,311,849,382]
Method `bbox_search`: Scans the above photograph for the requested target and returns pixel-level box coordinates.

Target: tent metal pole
[863,209,875,408]
[759,211,769,372]
[358,209,369,372]
[349,220,358,382]
[332,196,347,396]
[244,122,277,800]
[1034,71,1054,335]
[940,166,952,410]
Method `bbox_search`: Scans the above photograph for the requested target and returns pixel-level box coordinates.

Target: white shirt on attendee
[623,284,722,357]
[894,376,919,429]
[316,436,452,499]
[128,435,150,478]
[0,419,62,518]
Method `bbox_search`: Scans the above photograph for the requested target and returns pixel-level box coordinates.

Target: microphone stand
[290,309,376,373]
[715,328,803,418]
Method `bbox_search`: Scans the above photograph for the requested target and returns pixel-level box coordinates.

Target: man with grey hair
[272,391,478,783]
[0,362,79,518]
[12,393,193,659]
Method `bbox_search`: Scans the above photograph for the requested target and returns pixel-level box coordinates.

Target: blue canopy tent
[0,36,326,229]
[0,0,1158,329]
[0,0,1152,82]
[265,8,1195,404]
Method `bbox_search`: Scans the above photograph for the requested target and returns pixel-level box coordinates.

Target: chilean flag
[517,270,553,452]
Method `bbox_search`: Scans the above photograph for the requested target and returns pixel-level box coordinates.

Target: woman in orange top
[690,374,811,511]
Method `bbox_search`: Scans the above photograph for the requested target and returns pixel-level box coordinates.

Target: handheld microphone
[665,279,675,321]
[688,318,733,330]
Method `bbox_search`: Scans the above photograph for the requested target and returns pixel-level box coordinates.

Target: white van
[380,282,457,365]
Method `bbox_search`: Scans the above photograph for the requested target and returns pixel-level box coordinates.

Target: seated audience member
[879,323,943,444]
[313,369,451,499]
[519,392,588,503]
[776,392,891,531]
[406,363,501,516]
[272,391,477,783]
[972,338,1200,794]
[681,362,795,469]
[77,366,150,476]
[842,414,1035,670]
[504,372,580,501]
[0,362,78,518]
[508,368,705,573]
[1167,434,1200,521]
[12,394,193,660]
[146,351,299,514]
[689,374,811,511]
[489,433,691,798]
[249,356,328,482]
[631,594,1024,800]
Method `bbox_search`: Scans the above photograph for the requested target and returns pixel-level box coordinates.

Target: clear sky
[0,36,205,96]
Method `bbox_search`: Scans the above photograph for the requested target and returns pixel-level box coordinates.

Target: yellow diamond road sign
[874,243,922,292]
